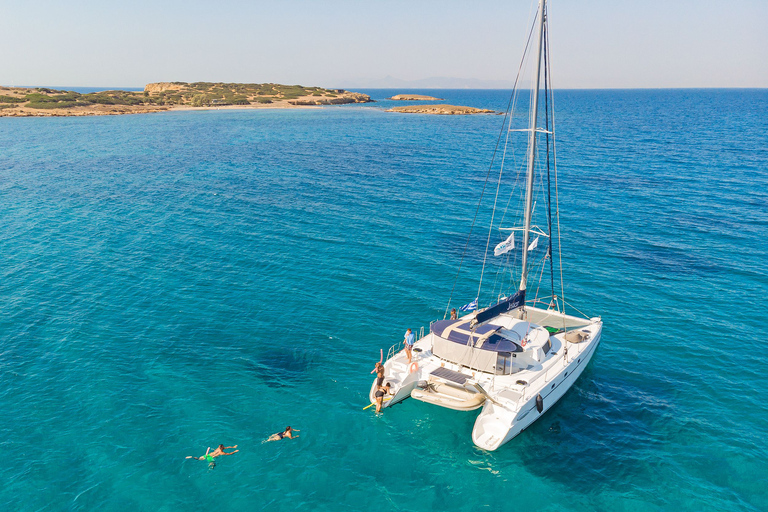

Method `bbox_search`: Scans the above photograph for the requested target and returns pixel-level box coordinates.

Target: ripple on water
[0,90,767,511]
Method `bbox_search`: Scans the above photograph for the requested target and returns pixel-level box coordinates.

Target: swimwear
[276,432,285,439]
[376,375,384,387]
[204,454,215,462]
[375,390,386,398]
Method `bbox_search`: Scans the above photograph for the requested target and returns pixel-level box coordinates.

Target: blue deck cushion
[431,320,522,353]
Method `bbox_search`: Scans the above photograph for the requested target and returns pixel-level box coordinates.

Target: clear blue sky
[1,0,766,88]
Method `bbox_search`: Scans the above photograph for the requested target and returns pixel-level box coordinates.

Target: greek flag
[459,298,478,312]
[494,233,515,256]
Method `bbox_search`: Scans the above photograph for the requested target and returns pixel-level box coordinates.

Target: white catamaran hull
[472,328,601,450]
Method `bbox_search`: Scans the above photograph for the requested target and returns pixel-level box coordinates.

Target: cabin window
[543,339,552,354]
[496,352,512,375]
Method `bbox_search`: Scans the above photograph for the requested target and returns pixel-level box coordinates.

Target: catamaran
[369,0,603,451]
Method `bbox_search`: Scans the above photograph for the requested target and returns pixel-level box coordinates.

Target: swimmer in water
[186,444,239,467]
[267,426,299,442]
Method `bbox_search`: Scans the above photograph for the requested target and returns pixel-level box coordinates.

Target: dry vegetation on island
[0,82,372,117]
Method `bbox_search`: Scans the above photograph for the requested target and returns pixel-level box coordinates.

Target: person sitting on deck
[404,328,415,363]
[450,308,458,320]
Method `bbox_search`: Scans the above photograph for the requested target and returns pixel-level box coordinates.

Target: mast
[519,0,546,293]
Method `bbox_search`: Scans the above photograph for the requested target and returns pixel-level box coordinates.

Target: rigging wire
[543,17,556,303]
[476,110,514,302]
[543,7,567,318]
[443,12,540,319]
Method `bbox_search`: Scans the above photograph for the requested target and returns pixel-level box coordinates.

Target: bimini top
[431,319,522,354]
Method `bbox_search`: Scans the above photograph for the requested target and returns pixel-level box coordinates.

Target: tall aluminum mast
[519,0,547,292]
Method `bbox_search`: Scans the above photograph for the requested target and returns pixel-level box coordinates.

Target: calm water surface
[1,89,767,511]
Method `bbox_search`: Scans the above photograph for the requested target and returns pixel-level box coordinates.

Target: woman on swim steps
[375,382,391,413]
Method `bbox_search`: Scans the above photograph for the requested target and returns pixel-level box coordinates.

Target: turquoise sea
[1,89,767,511]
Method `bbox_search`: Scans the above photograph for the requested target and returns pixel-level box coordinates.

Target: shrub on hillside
[27,101,86,109]
[0,95,26,103]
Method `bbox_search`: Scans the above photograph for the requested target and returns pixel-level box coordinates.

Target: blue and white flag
[460,298,478,312]
[494,232,515,256]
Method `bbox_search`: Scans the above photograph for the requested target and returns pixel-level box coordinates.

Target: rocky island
[387,94,444,100]
[0,82,372,117]
[387,104,497,115]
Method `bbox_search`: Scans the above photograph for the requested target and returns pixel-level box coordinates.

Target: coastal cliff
[0,82,372,117]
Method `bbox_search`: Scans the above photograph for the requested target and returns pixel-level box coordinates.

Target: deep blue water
[1,89,767,511]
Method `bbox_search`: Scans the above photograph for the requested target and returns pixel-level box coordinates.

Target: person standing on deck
[404,328,415,363]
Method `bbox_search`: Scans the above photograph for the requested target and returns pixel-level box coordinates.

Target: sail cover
[473,290,525,325]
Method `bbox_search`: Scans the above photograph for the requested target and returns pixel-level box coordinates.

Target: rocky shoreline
[387,94,443,101]
[0,82,373,117]
[387,104,497,115]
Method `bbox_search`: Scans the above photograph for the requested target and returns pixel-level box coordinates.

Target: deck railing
[385,324,430,362]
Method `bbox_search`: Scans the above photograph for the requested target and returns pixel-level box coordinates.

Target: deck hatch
[430,367,469,385]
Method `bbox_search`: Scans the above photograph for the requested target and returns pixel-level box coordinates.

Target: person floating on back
[186,444,239,468]
[267,426,299,442]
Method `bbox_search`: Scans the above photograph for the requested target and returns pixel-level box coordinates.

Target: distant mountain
[339,75,515,90]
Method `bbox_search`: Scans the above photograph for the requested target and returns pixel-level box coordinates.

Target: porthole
[551,384,555,389]
[564,372,568,378]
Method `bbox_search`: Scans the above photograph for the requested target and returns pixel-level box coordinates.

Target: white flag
[494,232,515,256]
[527,236,539,252]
